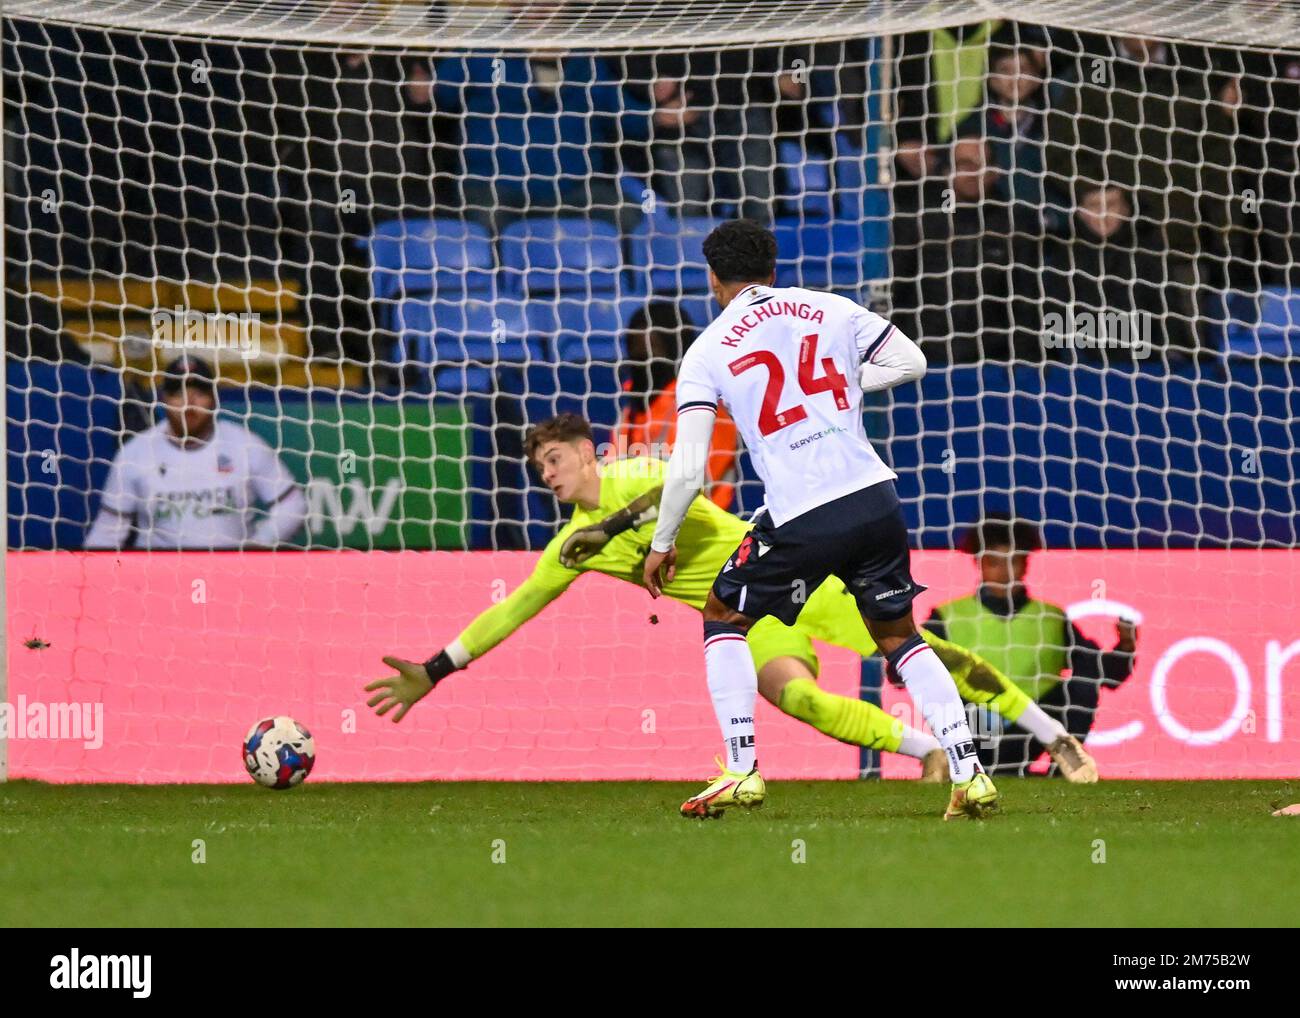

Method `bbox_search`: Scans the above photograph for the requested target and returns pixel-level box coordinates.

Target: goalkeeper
[366,413,1096,782]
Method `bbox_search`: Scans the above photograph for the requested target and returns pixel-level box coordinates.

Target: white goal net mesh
[4,0,1298,783]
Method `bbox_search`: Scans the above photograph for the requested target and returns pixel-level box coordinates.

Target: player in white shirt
[643,220,998,820]
[84,356,306,550]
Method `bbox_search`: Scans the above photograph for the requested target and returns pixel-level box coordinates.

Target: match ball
[243,716,316,790]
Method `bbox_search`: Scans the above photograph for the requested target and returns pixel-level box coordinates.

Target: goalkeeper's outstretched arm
[365,559,576,722]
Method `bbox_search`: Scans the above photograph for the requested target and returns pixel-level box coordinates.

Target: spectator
[772,40,873,161]
[893,22,1004,217]
[609,300,738,509]
[84,357,306,550]
[1218,45,1300,288]
[619,51,715,218]
[434,49,649,233]
[925,515,1138,777]
[890,136,1040,363]
[621,48,778,223]
[1040,185,1199,360]
[1043,35,1237,352]
[976,37,1070,237]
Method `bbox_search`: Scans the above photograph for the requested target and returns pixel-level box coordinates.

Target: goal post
[3,0,1299,783]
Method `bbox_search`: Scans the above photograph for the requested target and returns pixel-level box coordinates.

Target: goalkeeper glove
[559,484,663,567]
[364,651,460,723]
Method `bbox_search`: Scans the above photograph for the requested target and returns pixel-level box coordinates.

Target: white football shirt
[93,419,299,549]
[675,284,899,526]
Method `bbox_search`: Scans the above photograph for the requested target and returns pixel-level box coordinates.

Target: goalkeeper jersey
[455,457,750,658]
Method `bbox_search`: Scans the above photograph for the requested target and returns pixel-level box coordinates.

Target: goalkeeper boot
[920,748,948,784]
[944,772,999,821]
[680,757,766,819]
[1047,734,1098,784]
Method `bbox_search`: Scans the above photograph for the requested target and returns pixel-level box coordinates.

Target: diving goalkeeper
[365,413,1096,782]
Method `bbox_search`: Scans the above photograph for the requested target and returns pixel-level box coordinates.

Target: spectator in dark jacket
[977,39,1070,237]
[1040,185,1199,360]
[893,23,1003,217]
[621,48,779,223]
[275,47,451,363]
[1043,36,1237,353]
[1217,46,1300,287]
[891,136,1040,363]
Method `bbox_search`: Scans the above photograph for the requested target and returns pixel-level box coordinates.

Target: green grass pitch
[2,779,1298,927]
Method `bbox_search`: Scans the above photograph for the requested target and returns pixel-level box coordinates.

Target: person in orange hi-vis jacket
[608,299,739,509]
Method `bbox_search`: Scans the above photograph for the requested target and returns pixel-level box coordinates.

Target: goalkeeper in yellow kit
[365,413,1097,782]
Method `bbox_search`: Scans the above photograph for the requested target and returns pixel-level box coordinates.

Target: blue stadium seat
[628,215,722,296]
[499,217,624,297]
[364,217,495,302]
[676,294,716,333]
[834,134,869,221]
[1247,288,1300,356]
[526,295,643,365]
[393,298,537,395]
[1257,287,1300,334]
[773,217,868,290]
[777,139,834,220]
[1215,287,1300,357]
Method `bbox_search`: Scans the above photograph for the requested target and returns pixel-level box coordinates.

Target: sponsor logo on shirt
[151,487,239,523]
[789,424,847,452]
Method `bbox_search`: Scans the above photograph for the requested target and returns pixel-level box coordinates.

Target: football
[243,716,316,790]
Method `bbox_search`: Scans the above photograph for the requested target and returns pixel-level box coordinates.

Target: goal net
[4,0,1298,783]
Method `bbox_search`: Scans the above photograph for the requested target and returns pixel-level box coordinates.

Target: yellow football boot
[680,757,766,819]
[944,771,1000,821]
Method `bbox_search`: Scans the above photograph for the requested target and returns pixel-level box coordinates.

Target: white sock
[897,728,942,760]
[703,622,758,773]
[1015,700,1068,744]
[890,635,981,783]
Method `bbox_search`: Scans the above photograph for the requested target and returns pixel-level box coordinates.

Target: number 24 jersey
[675,284,899,526]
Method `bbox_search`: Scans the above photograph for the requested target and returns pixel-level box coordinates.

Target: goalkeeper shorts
[748,573,881,676]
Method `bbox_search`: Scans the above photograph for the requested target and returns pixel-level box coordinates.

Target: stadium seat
[499,217,624,297]
[777,139,834,220]
[364,217,495,302]
[676,294,716,333]
[834,135,868,221]
[627,214,722,297]
[1214,287,1300,357]
[773,217,868,290]
[1250,287,1300,353]
[393,298,536,395]
[526,295,643,365]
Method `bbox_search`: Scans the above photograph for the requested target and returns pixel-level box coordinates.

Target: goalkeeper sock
[1013,700,1068,744]
[778,677,927,754]
[887,634,981,783]
[925,631,1026,716]
[897,728,943,759]
[703,621,758,773]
